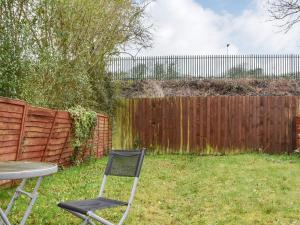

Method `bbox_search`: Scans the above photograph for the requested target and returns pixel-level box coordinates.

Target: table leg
[4,179,27,219]
[0,177,43,225]
[0,208,11,225]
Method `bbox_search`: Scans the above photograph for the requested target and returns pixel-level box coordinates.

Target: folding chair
[58,149,145,225]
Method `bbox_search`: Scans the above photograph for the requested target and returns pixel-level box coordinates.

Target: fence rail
[107,55,300,80]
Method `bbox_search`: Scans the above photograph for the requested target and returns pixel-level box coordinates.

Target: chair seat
[58,197,128,215]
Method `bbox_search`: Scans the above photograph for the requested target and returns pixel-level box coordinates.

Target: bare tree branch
[268,0,300,32]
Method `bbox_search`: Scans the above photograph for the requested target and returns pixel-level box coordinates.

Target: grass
[1,153,300,225]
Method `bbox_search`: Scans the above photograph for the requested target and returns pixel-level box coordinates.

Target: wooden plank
[0,117,22,123]
[25,127,51,133]
[27,115,54,123]
[23,137,49,146]
[227,96,233,149]
[0,140,18,147]
[0,146,18,154]
[240,96,246,150]
[206,97,211,149]
[53,123,72,129]
[263,96,270,152]
[223,96,229,150]
[198,97,203,151]
[51,131,69,139]
[269,96,276,152]
[253,96,260,150]
[0,153,16,161]
[25,132,49,138]
[0,122,21,130]
[0,111,22,119]
[283,97,288,151]
[247,97,253,149]
[0,135,19,142]
[244,96,250,150]
[182,97,188,152]
[56,111,70,119]
[0,103,24,113]
[47,143,71,151]
[258,97,266,151]
[21,151,43,159]
[291,96,297,150]
[190,97,197,153]
[216,96,222,151]
[25,121,52,129]
[0,97,25,106]
[276,97,283,153]
[55,118,72,124]
[0,130,20,135]
[21,145,45,152]
[49,137,71,145]
[27,107,55,117]
[202,97,207,151]
[211,96,218,150]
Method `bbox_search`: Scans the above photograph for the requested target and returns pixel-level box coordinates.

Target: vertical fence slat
[116,96,300,154]
[108,55,300,80]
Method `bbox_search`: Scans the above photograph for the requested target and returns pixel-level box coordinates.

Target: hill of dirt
[120,79,300,98]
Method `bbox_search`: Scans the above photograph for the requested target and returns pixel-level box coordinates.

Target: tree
[268,0,300,32]
[0,0,152,115]
[166,62,179,79]
[153,63,165,79]
[227,65,264,78]
[132,63,147,79]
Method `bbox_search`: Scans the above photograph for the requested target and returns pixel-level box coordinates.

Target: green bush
[68,106,97,164]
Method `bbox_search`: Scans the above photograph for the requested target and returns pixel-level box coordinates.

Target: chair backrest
[104,150,145,178]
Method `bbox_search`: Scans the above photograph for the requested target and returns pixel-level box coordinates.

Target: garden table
[0,161,58,225]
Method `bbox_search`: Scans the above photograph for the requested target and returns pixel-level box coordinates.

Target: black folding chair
[58,150,145,225]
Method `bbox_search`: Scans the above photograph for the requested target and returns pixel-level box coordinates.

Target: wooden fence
[114,96,300,154]
[0,97,111,166]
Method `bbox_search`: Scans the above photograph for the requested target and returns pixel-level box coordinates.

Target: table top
[0,161,58,180]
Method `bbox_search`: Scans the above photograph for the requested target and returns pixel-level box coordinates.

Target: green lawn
[1,154,300,225]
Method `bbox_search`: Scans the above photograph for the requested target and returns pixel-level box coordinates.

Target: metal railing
[107,55,300,80]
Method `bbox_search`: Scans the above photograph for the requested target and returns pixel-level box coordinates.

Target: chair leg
[87,212,114,225]
[117,177,139,225]
[82,218,89,225]
[65,209,96,225]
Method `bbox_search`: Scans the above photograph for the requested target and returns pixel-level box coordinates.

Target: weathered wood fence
[114,96,300,154]
[0,97,111,166]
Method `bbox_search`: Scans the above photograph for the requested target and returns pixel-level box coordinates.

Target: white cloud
[138,0,300,55]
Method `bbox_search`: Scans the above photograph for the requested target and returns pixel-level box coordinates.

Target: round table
[0,161,58,225]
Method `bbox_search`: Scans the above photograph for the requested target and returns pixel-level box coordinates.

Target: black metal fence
[107,55,300,80]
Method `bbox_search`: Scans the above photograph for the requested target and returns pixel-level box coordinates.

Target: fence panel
[107,55,300,80]
[114,96,300,154]
[0,97,111,166]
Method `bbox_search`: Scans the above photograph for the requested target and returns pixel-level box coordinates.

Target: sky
[196,0,254,15]
[137,0,300,56]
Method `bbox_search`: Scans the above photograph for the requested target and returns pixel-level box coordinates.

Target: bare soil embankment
[120,79,300,98]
